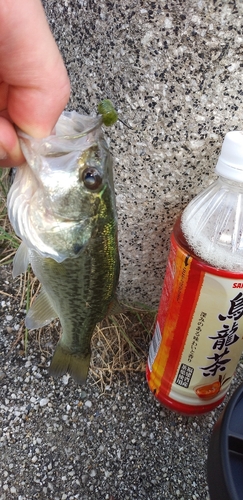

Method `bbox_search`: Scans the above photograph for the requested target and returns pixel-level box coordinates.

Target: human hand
[0,0,70,167]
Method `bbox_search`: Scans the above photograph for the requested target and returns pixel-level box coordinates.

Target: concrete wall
[43,0,243,306]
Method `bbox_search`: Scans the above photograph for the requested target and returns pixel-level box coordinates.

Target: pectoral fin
[13,242,30,278]
[25,288,58,330]
[49,343,91,385]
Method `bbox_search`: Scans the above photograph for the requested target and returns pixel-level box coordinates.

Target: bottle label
[147,233,243,407]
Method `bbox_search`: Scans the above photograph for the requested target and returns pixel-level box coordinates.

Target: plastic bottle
[147,131,243,415]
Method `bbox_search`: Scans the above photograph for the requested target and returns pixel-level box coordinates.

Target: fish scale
[28,177,119,383]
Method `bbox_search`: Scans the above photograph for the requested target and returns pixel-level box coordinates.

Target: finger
[0,116,24,168]
[8,78,70,139]
[0,0,70,138]
[0,82,8,109]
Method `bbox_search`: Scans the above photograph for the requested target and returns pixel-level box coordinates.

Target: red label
[147,233,243,414]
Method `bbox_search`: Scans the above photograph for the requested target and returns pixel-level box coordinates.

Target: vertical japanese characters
[201,292,243,377]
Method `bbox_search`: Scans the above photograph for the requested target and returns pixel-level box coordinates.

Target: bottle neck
[217,175,243,192]
[182,174,243,272]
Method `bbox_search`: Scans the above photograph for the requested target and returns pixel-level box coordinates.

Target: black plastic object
[207,383,243,500]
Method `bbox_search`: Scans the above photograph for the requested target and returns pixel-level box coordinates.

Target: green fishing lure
[97,99,119,127]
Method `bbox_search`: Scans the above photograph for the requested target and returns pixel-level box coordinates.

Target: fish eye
[81,167,103,190]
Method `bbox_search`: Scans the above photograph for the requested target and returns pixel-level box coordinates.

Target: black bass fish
[7,111,120,384]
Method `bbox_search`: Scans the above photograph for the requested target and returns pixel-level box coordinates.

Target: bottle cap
[216,131,243,181]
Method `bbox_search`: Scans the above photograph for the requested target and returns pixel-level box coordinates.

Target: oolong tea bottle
[147,131,243,415]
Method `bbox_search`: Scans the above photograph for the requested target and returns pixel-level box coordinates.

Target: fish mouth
[60,117,103,140]
[43,116,104,151]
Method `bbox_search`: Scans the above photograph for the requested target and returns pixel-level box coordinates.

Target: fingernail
[0,145,7,160]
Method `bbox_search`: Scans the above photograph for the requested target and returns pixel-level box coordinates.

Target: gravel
[1,267,243,499]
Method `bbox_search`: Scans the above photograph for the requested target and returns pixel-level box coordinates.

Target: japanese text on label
[200,292,243,377]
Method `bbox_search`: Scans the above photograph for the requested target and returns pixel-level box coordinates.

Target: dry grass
[89,309,155,388]
[0,167,156,387]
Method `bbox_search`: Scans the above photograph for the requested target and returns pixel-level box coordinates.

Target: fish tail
[49,343,91,385]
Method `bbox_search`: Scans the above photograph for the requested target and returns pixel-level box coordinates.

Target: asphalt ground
[1,265,243,500]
